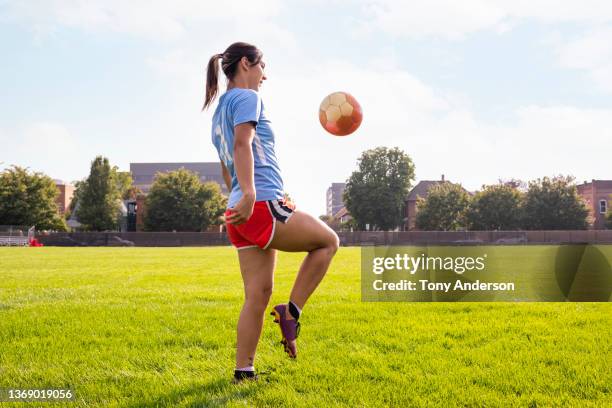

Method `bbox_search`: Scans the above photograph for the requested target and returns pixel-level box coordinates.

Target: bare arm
[225,122,256,224]
[220,161,232,192]
[233,122,256,199]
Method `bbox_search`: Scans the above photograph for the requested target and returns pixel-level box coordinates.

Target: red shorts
[225,199,295,250]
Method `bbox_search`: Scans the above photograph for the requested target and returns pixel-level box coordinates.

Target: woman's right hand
[225,192,256,225]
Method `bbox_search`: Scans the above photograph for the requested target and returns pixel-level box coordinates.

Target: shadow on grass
[126,377,258,408]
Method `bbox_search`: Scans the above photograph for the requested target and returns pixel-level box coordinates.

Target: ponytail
[203,53,223,110]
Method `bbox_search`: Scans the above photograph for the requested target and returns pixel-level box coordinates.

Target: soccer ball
[319,91,362,136]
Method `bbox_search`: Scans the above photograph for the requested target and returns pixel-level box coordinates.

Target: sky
[1,0,611,216]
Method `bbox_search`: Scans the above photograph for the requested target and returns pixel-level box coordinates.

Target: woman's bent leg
[235,247,277,369]
[268,210,339,308]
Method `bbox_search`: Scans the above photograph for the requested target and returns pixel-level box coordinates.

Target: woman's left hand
[225,192,256,225]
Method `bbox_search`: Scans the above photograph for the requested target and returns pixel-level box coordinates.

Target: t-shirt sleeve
[232,90,261,127]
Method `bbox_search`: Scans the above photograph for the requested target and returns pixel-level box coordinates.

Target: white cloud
[504,0,612,24]
[351,1,612,93]
[1,0,284,41]
[554,25,612,92]
[9,0,612,42]
[21,123,78,157]
[0,122,82,180]
[361,0,506,40]
[484,105,612,183]
[357,0,612,40]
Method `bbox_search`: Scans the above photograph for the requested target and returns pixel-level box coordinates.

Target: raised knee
[326,232,340,256]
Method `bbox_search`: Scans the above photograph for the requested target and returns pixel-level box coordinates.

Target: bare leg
[269,210,339,309]
[235,247,276,369]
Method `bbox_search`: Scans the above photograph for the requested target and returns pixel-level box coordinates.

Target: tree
[73,166,132,207]
[67,179,84,218]
[344,147,415,230]
[0,165,67,231]
[144,168,226,232]
[415,182,470,231]
[521,175,588,230]
[113,170,133,199]
[319,214,333,224]
[76,156,122,231]
[122,186,143,200]
[467,183,523,230]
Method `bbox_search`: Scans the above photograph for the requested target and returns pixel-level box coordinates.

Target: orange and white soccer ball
[319,91,363,136]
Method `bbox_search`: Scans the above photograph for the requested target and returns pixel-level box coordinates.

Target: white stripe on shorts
[272,200,292,218]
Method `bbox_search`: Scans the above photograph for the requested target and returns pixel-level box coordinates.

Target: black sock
[288,301,301,321]
[234,369,256,381]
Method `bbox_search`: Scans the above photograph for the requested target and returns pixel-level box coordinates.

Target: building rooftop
[406,180,445,201]
[130,162,226,194]
[130,162,221,175]
[577,180,612,188]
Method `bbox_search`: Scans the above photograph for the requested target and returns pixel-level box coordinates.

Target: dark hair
[202,42,263,110]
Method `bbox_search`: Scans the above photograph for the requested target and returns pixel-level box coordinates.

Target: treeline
[340,147,612,231]
[414,177,594,231]
[0,156,225,232]
[3,148,611,232]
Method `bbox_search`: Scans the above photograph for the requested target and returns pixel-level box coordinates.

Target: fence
[36,232,229,247]
[337,230,612,246]
[34,230,612,247]
[0,225,34,246]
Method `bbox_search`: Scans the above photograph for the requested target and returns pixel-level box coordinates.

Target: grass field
[0,247,610,407]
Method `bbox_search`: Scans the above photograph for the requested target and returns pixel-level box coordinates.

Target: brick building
[333,206,352,224]
[53,179,75,215]
[576,180,612,229]
[404,180,445,230]
[403,175,471,231]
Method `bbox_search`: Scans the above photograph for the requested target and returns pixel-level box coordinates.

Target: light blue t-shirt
[211,88,284,207]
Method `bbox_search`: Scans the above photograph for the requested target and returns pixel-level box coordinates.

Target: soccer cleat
[270,304,300,358]
[232,370,258,384]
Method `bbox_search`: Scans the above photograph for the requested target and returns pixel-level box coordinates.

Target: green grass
[0,247,610,407]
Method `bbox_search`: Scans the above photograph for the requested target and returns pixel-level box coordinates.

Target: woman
[203,42,340,383]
